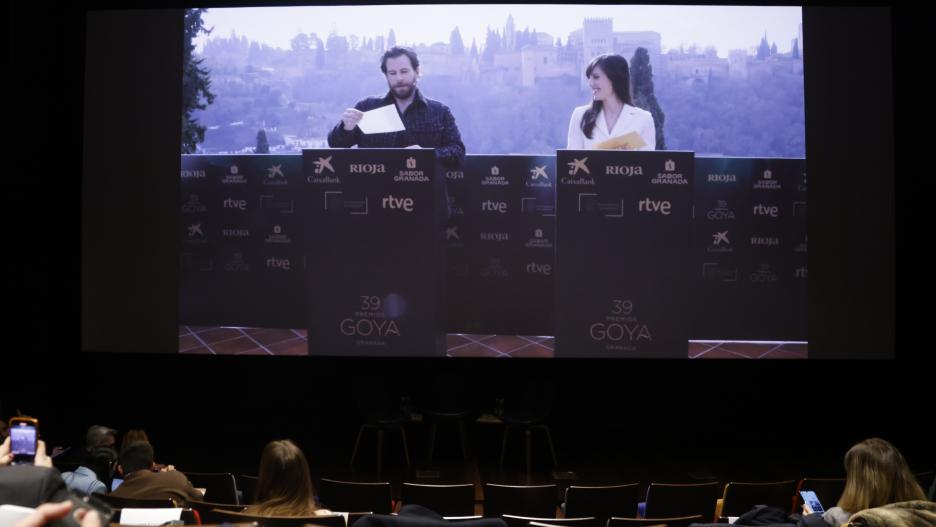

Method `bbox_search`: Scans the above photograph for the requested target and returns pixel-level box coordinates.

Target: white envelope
[358,104,406,134]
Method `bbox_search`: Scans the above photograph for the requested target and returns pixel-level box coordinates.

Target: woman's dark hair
[581,54,633,139]
[87,446,118,490]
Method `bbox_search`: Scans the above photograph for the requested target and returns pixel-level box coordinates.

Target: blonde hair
[837,437,926,514]
[245,440,319,517]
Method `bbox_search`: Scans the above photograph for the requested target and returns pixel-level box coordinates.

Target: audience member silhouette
[800,438,927,526]
[109,440,201,504]
[243,439,331,516]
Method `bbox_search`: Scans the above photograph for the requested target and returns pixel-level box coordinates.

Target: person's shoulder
[822,506,851,525]
[422,95,453,113]
[89,479,107,494]
[569,104,591,125]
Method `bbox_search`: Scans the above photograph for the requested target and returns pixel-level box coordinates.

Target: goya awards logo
[182,194,208,214]
[750,262,779,283]
[707,200,736,220]
[588,298,652,353]
[339,294,406,347]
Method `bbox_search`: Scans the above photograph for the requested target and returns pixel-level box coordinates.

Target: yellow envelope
[595,132,647,150]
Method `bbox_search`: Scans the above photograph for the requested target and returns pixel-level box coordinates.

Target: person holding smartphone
[798,438,927,527]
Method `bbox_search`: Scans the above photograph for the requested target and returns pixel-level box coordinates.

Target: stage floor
[178,325,807,358]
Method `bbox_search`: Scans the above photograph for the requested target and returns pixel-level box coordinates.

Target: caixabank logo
[562,158,594,185]
[526,165,552,188]
[263,164,288,186]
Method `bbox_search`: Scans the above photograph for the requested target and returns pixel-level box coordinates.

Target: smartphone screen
[800,490,825,514]
[10,422,37,462]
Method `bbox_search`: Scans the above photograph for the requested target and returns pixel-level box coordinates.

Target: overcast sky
[196,4,802,58]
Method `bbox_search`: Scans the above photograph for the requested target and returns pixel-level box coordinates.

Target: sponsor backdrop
[181,153,806,356]
[693,157,807,340]
[180,155,306,329]
[446,155,556,335]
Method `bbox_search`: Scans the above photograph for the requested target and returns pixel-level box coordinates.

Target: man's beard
[391,82,416,100]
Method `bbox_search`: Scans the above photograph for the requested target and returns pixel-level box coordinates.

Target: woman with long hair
[807,438,926,526]
[567,53,656,150]
[245,439,331,516]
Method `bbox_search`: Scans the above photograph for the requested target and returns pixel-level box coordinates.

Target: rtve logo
[637,198,671,215]
[266,257,291,270]
[481,200,508,213]
[223,198,247,211]
[753,204,780,217]
[382,195,414,212]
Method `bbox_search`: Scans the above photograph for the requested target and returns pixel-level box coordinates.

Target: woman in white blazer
[567,53,656,151]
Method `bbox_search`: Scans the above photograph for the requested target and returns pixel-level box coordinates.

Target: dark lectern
[303,148,446,356]
[555,150,694,358]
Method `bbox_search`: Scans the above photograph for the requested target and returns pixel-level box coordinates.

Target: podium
[302,148,446,356]
[555,150,694,358]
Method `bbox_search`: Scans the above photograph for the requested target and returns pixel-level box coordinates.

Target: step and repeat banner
[445,155,556,336]
[180,153,807,356]
[180,155,306,329]
[693,157,807,341]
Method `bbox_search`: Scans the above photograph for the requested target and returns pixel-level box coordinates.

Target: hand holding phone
[9,417,39,465]
[800,490,825,515]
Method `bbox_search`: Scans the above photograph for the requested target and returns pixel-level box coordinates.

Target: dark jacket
[327,89,465,169]
[0,465,70,507]
[109,469,202,504]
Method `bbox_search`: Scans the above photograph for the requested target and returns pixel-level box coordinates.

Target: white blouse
[566,103,656,151]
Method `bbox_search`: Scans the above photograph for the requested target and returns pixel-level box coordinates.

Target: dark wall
[7,4,926,479]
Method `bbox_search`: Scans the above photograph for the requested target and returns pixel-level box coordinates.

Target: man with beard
[327,46,465,169]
